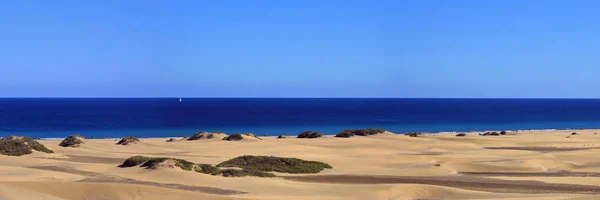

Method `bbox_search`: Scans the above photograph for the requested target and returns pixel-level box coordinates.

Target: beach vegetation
[335,128,386,138]
[456,133,466,137]
[405,132,423,137]
[216,155,332,174]
[194,164,220,174]
[117,136,139,145]
[297,131,323,138]
[500,131,507,135]
[59,135,85,147]
[119,155,151,167]
[0,136,54,156]
[223,133,262,141]
[213,168,276,178]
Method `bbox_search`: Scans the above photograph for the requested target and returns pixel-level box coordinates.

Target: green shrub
[174,158,195,171]
[59,135,84,147]
[297,131,323,138]
[335,129,385,138]
[21,137,54,153]
[117,136,139,145]
[0,138,33,156]
[223,133,244,141]
[335,131,354,138]
[0,136,53,156]
[121,156,195,171]
[217,155,332,174]
[195,164,219,174]
[214,169,275,178]
[119,156,151,167]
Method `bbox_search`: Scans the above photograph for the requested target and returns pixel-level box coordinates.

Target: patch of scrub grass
[213,168,276,178]
[59,135,85,147]
[194,164,220,174]
[119,156,151,167]
[217,155,332,174]
[0,136,54,156]
[120,156,197,171]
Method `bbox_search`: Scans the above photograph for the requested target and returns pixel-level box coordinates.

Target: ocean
[1,98,600,138]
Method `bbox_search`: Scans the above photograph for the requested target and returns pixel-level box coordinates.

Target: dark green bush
[214,169,276,178]
[336,129,386,137]
[195,164,219,174]
[223,133,244,141]
[0,136,53,156]
[119,156,151,167]
[121,156,195,171]
[456,133,466,137]
[297,131,323,138]
[0,138,33,156]
[59,135,84,147]
[117,136,139,145]
[217,155,332,174]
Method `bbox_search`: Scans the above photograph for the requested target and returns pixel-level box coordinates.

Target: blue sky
[1,0,599,98]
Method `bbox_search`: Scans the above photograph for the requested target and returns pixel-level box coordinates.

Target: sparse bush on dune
[187,132,228,140]
[405,132,423,137]
[216,155,332,174]
[481,132,500,136]
[214,168,276,178]
[571,132,578,135]
[59,135,85,147]
[120,156,195,171]
[117,136,139,145]
[223,133,262,141]
[335,128,386,138]
[119,156,151,167]
[277,135,287,139]
[297,131,323,138]
[195,164,220,174]
[456,133,466,137]
[0,136,54,156]
[119,155,332,177]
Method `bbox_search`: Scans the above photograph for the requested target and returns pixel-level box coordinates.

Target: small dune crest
[223,133,262,141]
[58,135,85,148]
[0,136,54,156]
[187,132,228,140]
[116,136,139,145]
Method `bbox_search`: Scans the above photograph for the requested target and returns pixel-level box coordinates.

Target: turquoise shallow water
[1,98,600,138]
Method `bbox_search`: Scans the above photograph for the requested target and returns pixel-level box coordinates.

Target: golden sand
[2,129,600,199]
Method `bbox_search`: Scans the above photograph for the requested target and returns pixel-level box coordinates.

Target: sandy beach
[3,129,600,200]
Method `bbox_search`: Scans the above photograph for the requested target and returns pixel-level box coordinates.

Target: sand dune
[3,129,600,199]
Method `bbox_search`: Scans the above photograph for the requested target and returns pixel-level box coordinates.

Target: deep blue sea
[1,98,600,139]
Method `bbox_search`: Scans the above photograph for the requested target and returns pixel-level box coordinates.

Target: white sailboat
[179,98,182,102]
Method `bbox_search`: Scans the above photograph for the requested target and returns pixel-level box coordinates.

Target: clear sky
[1,0,598,98]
